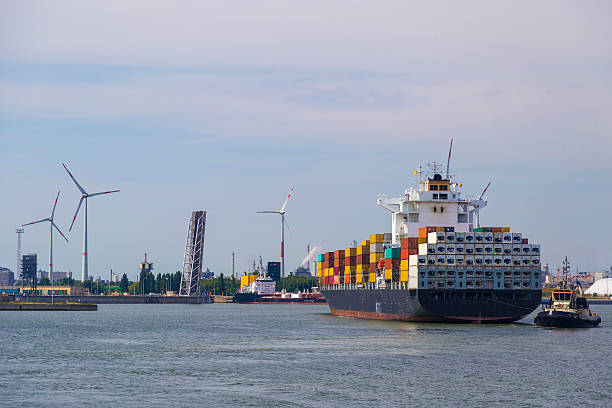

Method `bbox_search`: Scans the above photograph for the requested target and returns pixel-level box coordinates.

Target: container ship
[318,161,542,323]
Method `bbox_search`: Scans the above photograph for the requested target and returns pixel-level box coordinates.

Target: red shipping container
[401,248,417,259]
[348,256,356,266]
[521,238,529,244]
[400,237,419,249]
[334,250,345,258]
[369,263,377,273]
[492,227,501,233]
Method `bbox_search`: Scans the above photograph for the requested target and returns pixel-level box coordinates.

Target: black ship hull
[534,310,601,328]
[321,288,541,323]
[234,293,327,304]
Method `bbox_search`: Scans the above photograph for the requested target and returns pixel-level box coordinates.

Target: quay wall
[14,295,212,304]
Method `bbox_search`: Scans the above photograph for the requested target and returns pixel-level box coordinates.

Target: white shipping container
[446,255,455,265]
[494,244,503,254]
[455,232,465,243]
[427,231,437,243]
[522,244,532,254]
[383,233,392,243]
[409,265,419,278]
[512,233,522,243]
[445,232,456,242]
[503,256,512,266]
[475,255,484,266]
[455,255,465,265]
[465,255,475,266]
[494,255,503,265]
[474,232,484,243]
[493,233,503,243]
[474,244,484,254]
[484,244,494,254]
[512,244,522,254]
[521,256,531,266]
[427,255,436,265]
[531,244,540,254]
[446,244,455,254]
[503,232,512,242]
[409,254,419,266]
[464,244,475,254]
[484,232,493,242]
[503,244,513,254]
[484,255,494,265]
[455,243,465,254]
[465,232,475,242]
[370,242,384,253]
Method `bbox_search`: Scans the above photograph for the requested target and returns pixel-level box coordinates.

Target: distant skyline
[1,1,611,281]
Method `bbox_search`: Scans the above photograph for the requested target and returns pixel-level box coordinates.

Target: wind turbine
[22,190,69,302]
[62,163,119,282]
[257,187,294,279]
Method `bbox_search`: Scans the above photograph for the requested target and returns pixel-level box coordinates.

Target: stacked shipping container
[319,226,541,290]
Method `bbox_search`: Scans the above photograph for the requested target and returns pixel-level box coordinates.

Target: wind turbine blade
[280,187,294,212]
[69,196,85,232]
[22,218,49,227]
[256,211,280,214]
[51,190,60,218]
[52,222,69,242]
[88,189,120,198]
[62,163,87,194]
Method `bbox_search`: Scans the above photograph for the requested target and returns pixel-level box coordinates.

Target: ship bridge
[377,168,487,245]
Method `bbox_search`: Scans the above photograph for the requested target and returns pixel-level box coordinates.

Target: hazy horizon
[2,1,611,281]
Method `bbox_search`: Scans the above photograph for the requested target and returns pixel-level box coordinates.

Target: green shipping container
[483,227,492,232]
[384,247,401,259]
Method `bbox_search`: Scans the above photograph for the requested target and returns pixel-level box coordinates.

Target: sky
[1,1,611,281]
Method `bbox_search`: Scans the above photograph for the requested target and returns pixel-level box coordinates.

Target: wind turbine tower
[22,190,69,296]
[62,163,119,282]
[257,187,294,279]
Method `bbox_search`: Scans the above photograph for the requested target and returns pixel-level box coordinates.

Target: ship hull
[321,288,541,324]
[234,293,327,304]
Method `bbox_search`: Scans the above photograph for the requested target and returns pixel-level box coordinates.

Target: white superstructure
[377,164,488,245]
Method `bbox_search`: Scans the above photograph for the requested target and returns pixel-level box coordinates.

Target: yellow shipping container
[345,247,357,257]
[356,273,363,283]
[501,227,510,233]
[361,240,370,247]
[370,253,384,263]
[384,269,392,280]
[400,270,409,282]
[418,237,427,244]
[369,272,376,282]
[400,259,409,271]
[357,245,370,255]
[436,226,445,232]
[370,233,385,243]
[356,264,365,274]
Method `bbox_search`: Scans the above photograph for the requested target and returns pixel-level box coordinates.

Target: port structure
[179,211,206,296]
[15,228,24,280]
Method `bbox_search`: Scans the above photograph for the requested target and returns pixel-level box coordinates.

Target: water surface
[1,303,610,407]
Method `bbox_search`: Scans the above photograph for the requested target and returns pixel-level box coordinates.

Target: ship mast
[561,256,570,289]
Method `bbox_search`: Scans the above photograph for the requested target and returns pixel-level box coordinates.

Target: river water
[1,303,610,407]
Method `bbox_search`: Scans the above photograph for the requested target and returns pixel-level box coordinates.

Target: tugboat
[535,257,601,328]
